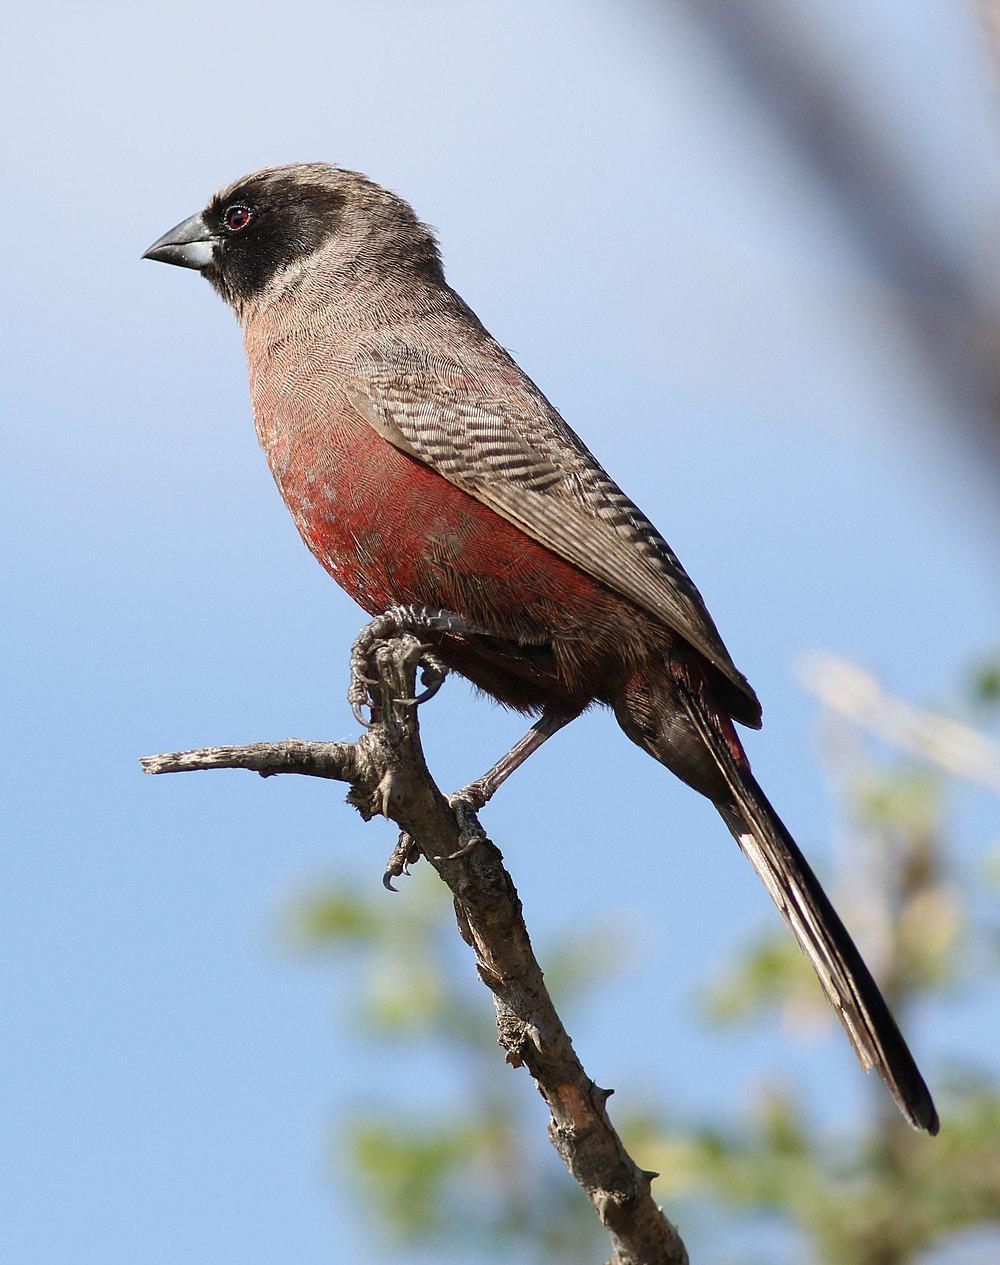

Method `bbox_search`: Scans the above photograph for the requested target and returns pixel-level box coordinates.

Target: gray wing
[347,350,761,726]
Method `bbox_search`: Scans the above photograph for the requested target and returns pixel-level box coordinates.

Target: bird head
[143,163,443,317]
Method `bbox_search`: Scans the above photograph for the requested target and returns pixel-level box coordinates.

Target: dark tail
[680,690,939,1134]
[615,667,938,1134]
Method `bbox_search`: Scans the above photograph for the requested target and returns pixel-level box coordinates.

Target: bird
[144,162,938,1134]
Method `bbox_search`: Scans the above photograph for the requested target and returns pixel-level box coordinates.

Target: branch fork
[141,632,688,1265]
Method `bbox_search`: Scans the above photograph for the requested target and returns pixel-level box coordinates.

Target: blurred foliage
[970,656,1000,711]
[289,658,1000,1263]
[289,869,615,1261]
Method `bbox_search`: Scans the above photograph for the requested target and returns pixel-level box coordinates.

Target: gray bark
[141,634,688,1265]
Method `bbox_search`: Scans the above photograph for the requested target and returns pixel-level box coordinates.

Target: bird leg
[352,610,575,874]
[448,707,577,828]
[384,709,577,881]
[348,605,493,725]
[443,710,576,861]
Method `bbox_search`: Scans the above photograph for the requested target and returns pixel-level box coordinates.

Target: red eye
[224,205,252,232]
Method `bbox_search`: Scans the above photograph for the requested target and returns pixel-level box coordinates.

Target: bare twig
[141,634,687,1265]
[140,738,358,780]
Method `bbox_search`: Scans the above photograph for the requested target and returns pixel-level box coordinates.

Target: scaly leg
[383,708,578,888]
[453,708,578,812]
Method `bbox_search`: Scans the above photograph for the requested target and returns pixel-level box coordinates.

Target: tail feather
[680,691,939,1135]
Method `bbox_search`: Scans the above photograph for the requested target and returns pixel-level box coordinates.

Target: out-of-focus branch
[977,1,1000,82]
[675,0,1000,470]
[141,635,687,1265]
[797,652,1000,791]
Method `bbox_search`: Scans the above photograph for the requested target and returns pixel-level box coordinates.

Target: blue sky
[2,2,997,1262]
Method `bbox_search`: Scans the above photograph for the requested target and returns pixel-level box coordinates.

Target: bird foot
[383,832,421,891]
[398,654,450,707]
[445,785,490,859]
[348,609,453,726]
[451,778,490,813]
[348,614,394,725]
[381,787,487,889]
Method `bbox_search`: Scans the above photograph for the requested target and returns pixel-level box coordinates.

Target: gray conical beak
[142,211,218,270]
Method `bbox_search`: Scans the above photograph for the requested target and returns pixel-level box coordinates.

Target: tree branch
[797,652,1000,792]
[141,634,688,1265]
[674,0,1000,476]
[977,0,1000,86]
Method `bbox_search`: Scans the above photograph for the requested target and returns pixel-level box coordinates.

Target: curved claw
[412,673,446,705]
[403,657,449,706]
[397,677,446,708]
[382,832,420,892]
[444,836,486,861]
[352,698,374,728]
[348,657,379,727]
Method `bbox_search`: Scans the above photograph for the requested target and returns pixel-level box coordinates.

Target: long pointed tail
[681,690,939,1134]
[615,668,938,1134]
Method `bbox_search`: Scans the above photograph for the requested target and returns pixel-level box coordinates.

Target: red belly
[271,408,619,636]
[254,400,653,712]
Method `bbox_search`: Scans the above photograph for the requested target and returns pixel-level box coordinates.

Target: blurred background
[1,1,998,1262]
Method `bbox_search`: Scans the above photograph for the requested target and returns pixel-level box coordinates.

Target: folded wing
[347,353,761,727]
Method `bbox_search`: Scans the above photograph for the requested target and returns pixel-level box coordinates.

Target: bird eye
[224,205,253,233]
